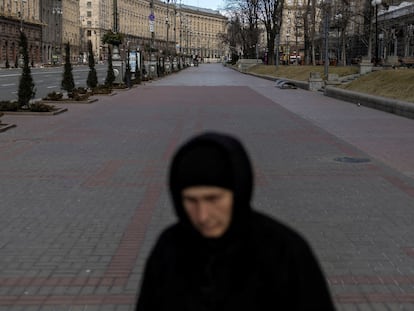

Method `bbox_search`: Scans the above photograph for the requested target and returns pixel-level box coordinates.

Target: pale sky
[180,0,226,11]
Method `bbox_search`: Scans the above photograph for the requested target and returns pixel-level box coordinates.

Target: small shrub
[133,70,141,85]
[87,40,98,88]
[18,31,36,107]
[71,88,91,101]
[29,102,55,112]
[92,84,112,95]
[113,83,127,89]
[61,43,75,94]
[75,87,89,94]
[0,101,19,111]
[43,91,63,101]
[74,93,90,101]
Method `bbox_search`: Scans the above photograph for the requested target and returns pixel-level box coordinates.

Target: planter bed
[43,98,99,104]
[0,123,16,132]
[2,107,68,116]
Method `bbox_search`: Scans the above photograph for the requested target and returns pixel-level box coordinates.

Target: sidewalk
[1,63,414,310]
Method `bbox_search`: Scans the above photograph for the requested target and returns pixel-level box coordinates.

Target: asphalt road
[0,64,108,101]
[1,63,414,310]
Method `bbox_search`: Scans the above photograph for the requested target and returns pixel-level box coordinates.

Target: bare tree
[218,15,244,63]
[331,0,353,65]
[302,0,318,65]
[258,0,284,65]
[225,0,261,59]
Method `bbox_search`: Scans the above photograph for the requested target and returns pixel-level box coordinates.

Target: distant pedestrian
[136,132,335,310]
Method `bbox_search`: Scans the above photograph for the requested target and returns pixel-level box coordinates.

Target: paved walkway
[1,64,414,310]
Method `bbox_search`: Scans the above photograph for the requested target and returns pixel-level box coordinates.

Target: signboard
[137,51,141,71]
[129,51,137,73]
[149,12,155,32]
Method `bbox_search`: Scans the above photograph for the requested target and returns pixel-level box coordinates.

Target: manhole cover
[334,157,371,163]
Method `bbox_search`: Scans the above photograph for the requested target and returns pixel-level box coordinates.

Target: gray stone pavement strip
[0,63,414,310]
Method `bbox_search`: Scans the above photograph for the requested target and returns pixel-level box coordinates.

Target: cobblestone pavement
[1,64,414,310]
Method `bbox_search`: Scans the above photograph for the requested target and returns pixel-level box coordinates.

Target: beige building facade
[1,0,227,67]
[280,0,307,64]
[0,0,42,67]
[62,0,81,60]
[79,0,227,62]
[41,0,80,64]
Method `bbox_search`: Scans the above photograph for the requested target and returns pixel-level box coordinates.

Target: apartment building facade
[280,0,307,64]
[79,0,227,62]
[1,0,227,67]
[0,0,42,67]
[41,0,80,65]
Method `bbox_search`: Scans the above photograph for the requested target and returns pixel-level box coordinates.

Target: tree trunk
[268,32,276,65]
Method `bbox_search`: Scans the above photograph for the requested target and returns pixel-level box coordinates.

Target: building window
[87,1,92,8]
[87,21,92,26]
[87,30,92,36]
[87,11,92,17]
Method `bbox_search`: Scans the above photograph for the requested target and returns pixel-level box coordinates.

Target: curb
[2,108,68,116]
[324,86,414,120]
[236,67,414,120]
[43,98,99,104]
[237,69,310,90]
[0,123,16,132]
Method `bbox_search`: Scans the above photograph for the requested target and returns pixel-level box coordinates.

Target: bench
[399,57,414,68]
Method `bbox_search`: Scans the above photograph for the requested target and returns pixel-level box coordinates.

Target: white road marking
[1,83,16,87]
[47,85,58,89]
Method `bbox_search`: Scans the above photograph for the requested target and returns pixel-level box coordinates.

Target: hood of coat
[169,132,254,241]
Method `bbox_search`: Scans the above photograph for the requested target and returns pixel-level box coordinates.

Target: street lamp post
[173,0,177,55]
[52,5,63,65]
[324,0,331,78]
[166,0,170,57]
[378,32,384,62]
[286,34,290,65]
[275,33,280,67]
[150,0,155,52]
[371,0,382,66]
[295,14,302,66]
[17,0,27,32]
[335,13,342,66]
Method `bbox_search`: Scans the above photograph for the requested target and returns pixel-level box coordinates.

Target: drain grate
[334,157,371,164]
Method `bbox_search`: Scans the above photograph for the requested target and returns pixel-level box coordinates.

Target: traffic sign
[149,13,155,21]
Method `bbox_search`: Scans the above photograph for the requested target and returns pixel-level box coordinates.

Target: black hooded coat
[136,132,335,310]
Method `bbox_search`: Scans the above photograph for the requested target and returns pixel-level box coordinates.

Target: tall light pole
[334,13,342,65]
[52,5,63,65]
[295,13,302,66]
[371,0,382,65]
[324,0,331,78]
[17,0,27,32]
[150,0,155,52]
[173,0,177,55]
[166,0,170,57]
[286,34,290,65]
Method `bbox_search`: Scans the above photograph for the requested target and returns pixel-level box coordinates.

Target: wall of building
[62,0,80,62]
[0,0,42,67]
[78,0,227,62]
